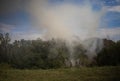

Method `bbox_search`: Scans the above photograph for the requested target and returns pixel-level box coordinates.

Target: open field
[0,66,120,81]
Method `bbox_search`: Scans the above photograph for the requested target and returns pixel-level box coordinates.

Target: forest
[0,33,120,69]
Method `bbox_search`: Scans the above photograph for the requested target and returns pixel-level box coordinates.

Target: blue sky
[0,0,120,41]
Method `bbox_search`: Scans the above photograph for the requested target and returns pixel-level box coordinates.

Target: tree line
[0,33,120,69]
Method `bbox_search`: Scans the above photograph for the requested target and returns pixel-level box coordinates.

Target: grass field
[0,66,120,81]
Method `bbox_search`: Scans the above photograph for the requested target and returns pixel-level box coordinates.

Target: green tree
[96,39,120,66]
[0,33,11,63]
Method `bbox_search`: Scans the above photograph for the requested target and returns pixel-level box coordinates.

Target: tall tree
[0,33,11,63]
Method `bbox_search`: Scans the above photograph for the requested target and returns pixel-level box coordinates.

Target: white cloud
[0,23,15,32]
[0,23,43,42]
[10,27,120,42]
[98,27,120,39]
[107,6,120,12]
[11,31,43,42]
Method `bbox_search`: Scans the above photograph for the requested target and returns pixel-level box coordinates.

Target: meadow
[0,66,120,81]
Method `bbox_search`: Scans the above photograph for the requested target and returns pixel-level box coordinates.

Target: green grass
[0,66,120,81]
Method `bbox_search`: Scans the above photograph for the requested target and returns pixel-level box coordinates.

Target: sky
[0,0,120,41]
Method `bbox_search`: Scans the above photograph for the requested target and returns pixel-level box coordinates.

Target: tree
[96,39,120,66]
[0,33,11,63]
[74,44,90,67]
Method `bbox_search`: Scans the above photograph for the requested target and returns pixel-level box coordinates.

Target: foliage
[0,33,120,69]
[96,39,120,66]
[0,63,13,70]
[0,33,11,63]
[0,33,80,69]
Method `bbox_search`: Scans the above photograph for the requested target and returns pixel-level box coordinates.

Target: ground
[0,66,120,81]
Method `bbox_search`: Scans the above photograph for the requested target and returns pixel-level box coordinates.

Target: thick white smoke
[29,0,105,66]
[29,0,104,41]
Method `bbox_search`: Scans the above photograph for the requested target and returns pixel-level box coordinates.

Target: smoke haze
[28,0,106,66]
[29,0,105,41]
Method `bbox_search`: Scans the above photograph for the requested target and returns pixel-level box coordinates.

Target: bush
[0,63,13,70]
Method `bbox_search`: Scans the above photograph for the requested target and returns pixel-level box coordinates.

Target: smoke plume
[29,0,104,41]
[29,0,105,66]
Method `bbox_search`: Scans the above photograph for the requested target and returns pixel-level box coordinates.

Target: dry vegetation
[0,66,120,81]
